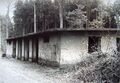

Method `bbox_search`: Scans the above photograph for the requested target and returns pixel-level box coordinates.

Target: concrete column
[29,39,32,61]
[22,39,25,60]
[16,40,19,59]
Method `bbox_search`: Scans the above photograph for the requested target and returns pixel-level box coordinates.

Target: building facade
[6,29,120,66]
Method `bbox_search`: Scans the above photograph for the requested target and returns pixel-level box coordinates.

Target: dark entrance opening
[36,38,39,63]
[18,40,22,60]
[88,36,101,53]
[32,37,39,63]
[19,40,22,59]
[13,41,16,58]
[117,38,120,52]
[26,39,29,61]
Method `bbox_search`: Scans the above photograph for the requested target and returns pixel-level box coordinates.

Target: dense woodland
[8,0,120,37]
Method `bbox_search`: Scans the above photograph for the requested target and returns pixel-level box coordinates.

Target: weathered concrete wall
[60,32,118,65]
[6,41,13,56]
[60,32,88,65]
[38,35,60,63]
[101,34,117,53]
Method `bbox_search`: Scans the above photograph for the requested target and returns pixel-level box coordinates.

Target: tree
[113,0,120,28]
[12,0,118,38]
[57,0,64,29]
[65,0,103,28]
[14,0,24,36]
[65,4,87,28]
[13,0,60,37]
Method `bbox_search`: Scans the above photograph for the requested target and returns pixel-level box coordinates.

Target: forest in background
[8,0,120,37]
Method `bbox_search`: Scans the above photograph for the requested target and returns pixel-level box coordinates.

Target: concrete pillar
[16,40,19,59]
[22,39,25,60]
[29,39,32,61]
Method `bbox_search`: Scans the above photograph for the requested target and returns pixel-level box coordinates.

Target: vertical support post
[16,40,19,59]
[29,39,32,61]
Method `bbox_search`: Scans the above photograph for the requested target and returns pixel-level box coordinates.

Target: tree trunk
[58,0,63,29]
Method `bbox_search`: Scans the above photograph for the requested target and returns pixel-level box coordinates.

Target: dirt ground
[0,57,73,83]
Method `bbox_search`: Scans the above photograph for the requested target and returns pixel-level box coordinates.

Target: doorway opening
[88,36,101,53]
[32,37,39,62]
[117,38,120,52]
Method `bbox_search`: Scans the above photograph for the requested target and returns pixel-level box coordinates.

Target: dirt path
[0,57,70,83]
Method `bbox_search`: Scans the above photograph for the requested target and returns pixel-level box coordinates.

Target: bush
[73,52,120,83]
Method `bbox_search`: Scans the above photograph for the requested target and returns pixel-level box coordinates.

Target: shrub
[73,52,120,83]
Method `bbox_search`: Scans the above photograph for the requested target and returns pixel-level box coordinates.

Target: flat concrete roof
[7,28,120,41]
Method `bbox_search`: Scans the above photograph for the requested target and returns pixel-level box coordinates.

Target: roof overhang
[6,28,120,41]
